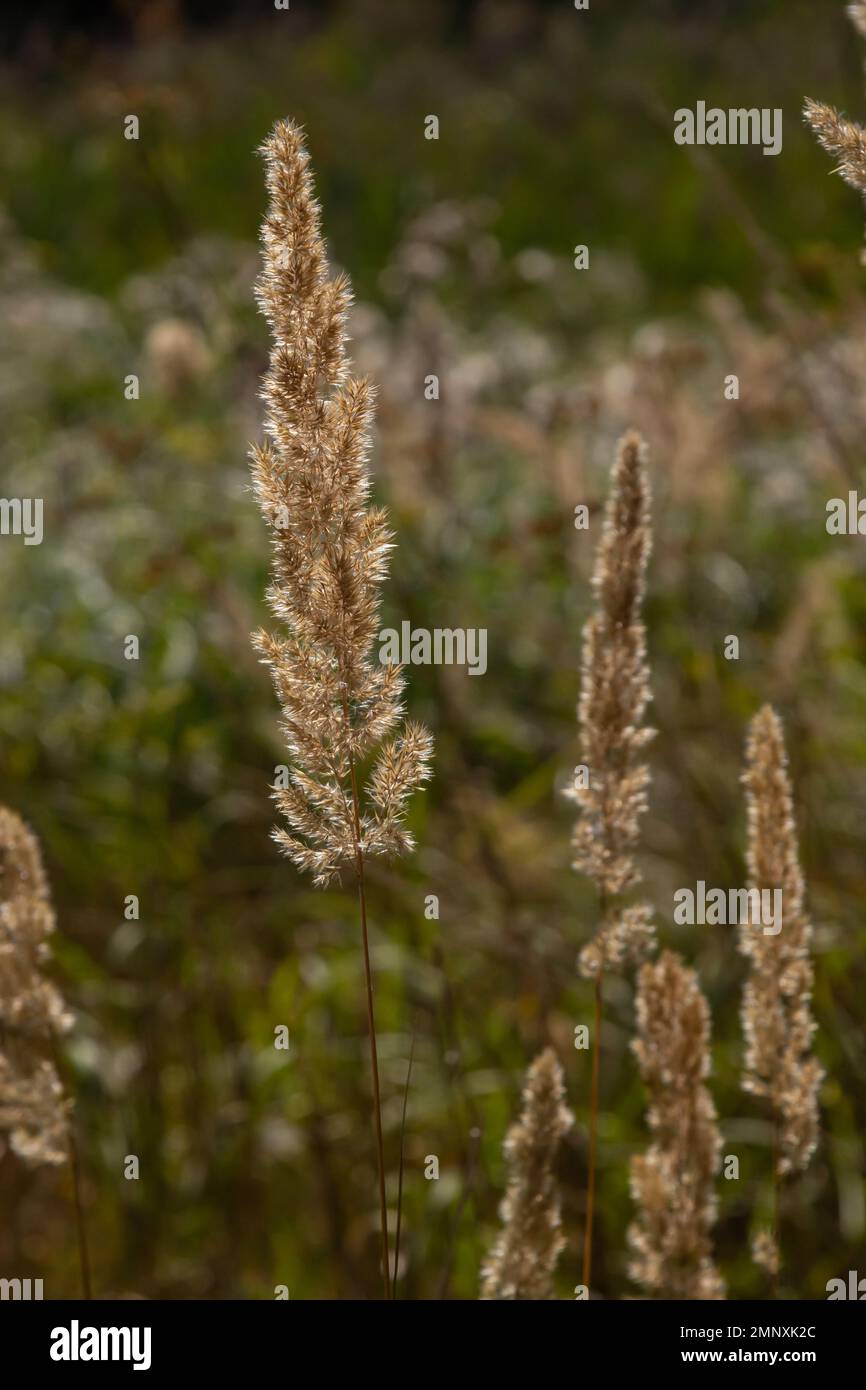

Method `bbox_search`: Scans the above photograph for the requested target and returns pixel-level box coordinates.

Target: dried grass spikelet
[480,1048,572,1300]
[578,904,656,982]
[250,119,432,885]
[0,806,72,1166]
[751,1228,780,1278]
[804,6,866,206]
[628,951,724,1300]
[740,705,822,1177]
[803,97,866,198]
[565,430,656,976]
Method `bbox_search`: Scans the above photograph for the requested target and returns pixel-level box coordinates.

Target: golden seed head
[250,121,432,885]
[628,951,725,1301]
[0,806,71,1167]
[480,1048,572,1300]
[739,705,822,1177]
[567,430,656,974]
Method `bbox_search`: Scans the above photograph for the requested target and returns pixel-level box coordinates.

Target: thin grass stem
[349,756,390,1301]
[392,1035,414,1298]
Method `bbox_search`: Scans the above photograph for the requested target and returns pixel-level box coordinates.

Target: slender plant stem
[582,964,604,1292]
[392,1035,414,1299]
[348,755,391,1300]
[771,1118,781,1299]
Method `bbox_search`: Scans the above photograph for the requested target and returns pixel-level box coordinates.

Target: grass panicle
[0,805,71,1168]
[805,7,866,205]
[740,706,822,1282]
[628,950,724,1301]
[566,428,655,942]
[740,705,822,1179]
[251,119,432,888]
[565,429,656,1291]
[804,97,866,198]
[480,1048,572,1301]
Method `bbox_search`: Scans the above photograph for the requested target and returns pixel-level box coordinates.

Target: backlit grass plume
[804,97,866,198]
[805,7,866,203]
[0,805,71,1168]
[740,706,822,1274]
[250,118,432,1298]
[629,951,724,1301]
[480,1048,572,1300]
[251,119,433,888]
[565,430,656,1290]
[567,429,655,975]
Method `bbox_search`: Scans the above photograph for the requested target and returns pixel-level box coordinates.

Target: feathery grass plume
[0,806,71,1166]
[740,706,822,1182]
[564,430,655,1291]
[480,1048,572,1300]
[628,951,724,1301]
[250,119,433,1298]
[251,119,433,886]
[804,6,866,202]
[804,97,866,198]
[566,429,655,976]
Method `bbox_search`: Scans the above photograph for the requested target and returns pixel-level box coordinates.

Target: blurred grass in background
[1,0,866,1298]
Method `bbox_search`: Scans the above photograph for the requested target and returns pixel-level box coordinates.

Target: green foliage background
[1,0,865,1299]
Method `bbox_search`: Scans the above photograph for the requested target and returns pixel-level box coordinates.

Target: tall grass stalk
[583,963,603,1290]
[0,808,82,1287]
[480,1049,572,1300]
[628,951,724,1300]
[565,432,655,1290]
[249,119,432,1298]
[392,1035,414,1298]
[739,705,822,1283]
